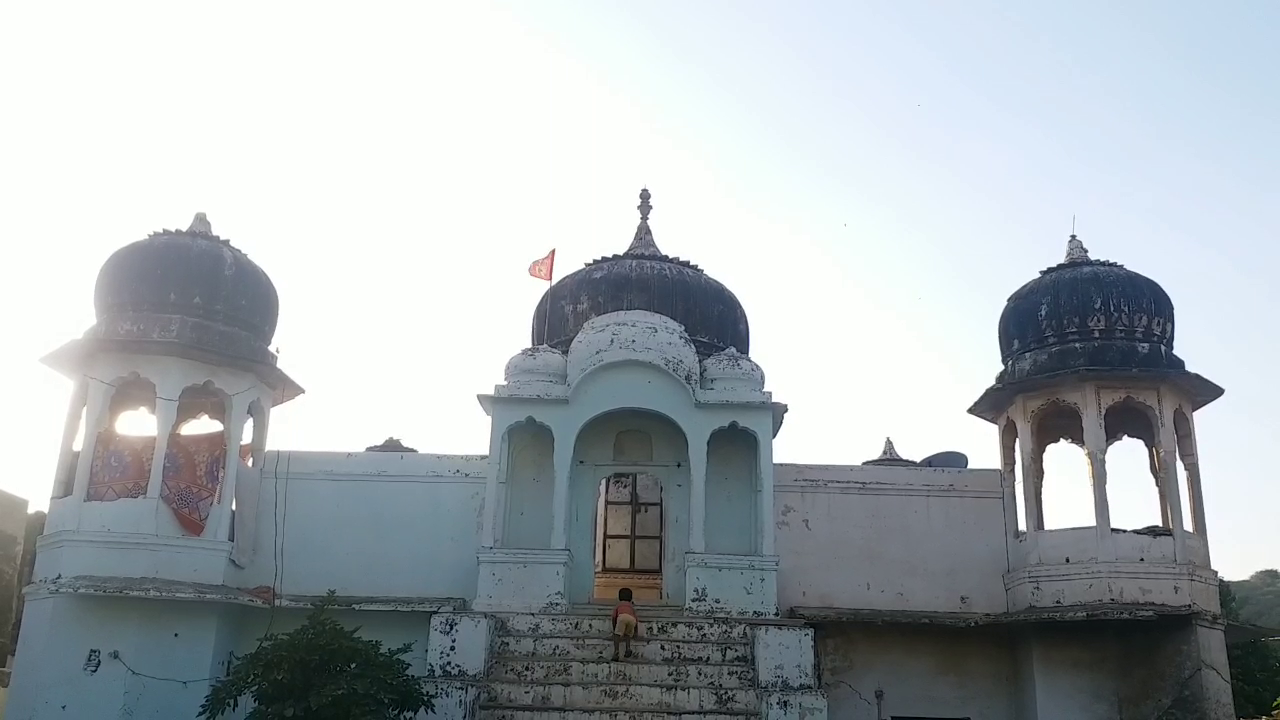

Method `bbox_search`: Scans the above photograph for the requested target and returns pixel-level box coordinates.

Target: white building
[10,193,1235,719]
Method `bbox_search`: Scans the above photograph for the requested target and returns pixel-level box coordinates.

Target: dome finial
[187,212,213,235]
[878,437,903,461]
[1064,232,1090,263]
[625,187,663,256]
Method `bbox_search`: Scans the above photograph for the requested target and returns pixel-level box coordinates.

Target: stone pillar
[758,427,775,556]
[549,429,574,550]
[689,428,708,554]
[1081,392,1114,561]
[1157,421,1188,563]
[52,380,88,498]
[1014,412,1040,563]
[424,612,494,720]
[71,380,114,502]
[1180,412,1210,545]
[755,625,827,720]
[212,395,250,541]
[146,397,180,499]
[480,425,506,549]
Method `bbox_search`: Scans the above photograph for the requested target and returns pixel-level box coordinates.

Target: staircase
[480,605,762,719]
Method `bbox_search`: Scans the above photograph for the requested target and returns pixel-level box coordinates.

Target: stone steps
[494,635,752,664]
[484,681,759,714]
[498,614,751,642]
[489,658,755,688]
[480,709,758,720]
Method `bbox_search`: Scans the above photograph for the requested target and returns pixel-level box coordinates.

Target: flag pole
[542,269,553,348]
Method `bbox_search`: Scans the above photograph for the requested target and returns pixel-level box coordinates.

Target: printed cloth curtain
[160,433,227,536]
[88,431,229,537]
[86,432,153,501]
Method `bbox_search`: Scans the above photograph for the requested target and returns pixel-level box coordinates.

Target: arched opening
[502,419,555,549]
[1173,409,1202,535]
[1032,401,1092,530]
[1001,417,1024,534]
[705,425,758,555]
[240,413,256,468]
[85,376,158,502]
[161,383,229,537]
[570,410,689,605]
[1103,398,1165,531]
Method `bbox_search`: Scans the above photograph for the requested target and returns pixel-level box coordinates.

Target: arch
[567,360,699,433]
[1031,400,1091,530]
[1103,397,1165,530]
[1173,408,1204,534]
[613,429,654,463]
[569,409,690,605]
[85,375,158,502]
[501,419,555,549]
[1001,416,1024,534]
[705,425,758,555]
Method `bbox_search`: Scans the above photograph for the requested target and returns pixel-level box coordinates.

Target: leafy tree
[199,591,433,720]
[1234,570,1280,629]
[1222,582,1280,718]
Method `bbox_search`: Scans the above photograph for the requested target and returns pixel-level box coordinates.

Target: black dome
[89,214,280,365]
[970,235,1222,420]
[532,190,749,358]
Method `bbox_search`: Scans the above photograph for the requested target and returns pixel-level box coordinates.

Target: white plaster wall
[502,422,554,549]
[817,624,1016,720]
[775,464,1009,614]
[706,428,757,556]
[228,451,487,600]
[7,595,230,719]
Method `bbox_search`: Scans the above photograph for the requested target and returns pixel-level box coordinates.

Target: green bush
[199,591,434,720]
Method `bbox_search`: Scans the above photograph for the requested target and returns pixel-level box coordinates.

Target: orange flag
[529,249,555,282]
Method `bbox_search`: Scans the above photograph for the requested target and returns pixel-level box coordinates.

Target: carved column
[52,380,88,498]
[688,427,709,554]
[1157,419,1188,563]
[1081,390,1114,561]
[72,380,114,502]
[757,424,775,556]
[480,422,506,548]
[1013,409,1040,562]
[146,397,179,499]
[549,428,575,550]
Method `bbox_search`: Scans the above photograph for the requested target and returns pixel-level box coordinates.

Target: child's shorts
[614,613,637,638]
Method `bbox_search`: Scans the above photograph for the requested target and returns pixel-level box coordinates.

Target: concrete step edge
[489,655,754,667]
[480,705,758,716]
[496,634,750,645]
[485,679,761,691]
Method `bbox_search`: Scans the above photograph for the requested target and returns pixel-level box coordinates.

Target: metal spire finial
[878,437,903,461]
[625,187,663,256]
[187,212,212,235]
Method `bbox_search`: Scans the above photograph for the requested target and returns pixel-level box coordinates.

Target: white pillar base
[473,548,571,613]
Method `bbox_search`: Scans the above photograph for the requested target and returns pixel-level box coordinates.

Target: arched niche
[502,418,555,549]
[569,409,690,605]
[1030,400,1091,530]
[1103,397,1165,531]
[85,375,158,502]
[705,424,758,555]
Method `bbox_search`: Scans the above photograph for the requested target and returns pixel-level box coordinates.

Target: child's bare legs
[611,633,622,661]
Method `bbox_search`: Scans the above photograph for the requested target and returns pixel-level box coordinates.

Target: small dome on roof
[701,348,765,392]
[504,345,568,386]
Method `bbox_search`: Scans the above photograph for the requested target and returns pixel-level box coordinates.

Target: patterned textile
[86,433,153,501]
[161,432,226,537]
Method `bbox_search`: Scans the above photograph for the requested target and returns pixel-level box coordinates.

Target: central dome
[531,189,749,357]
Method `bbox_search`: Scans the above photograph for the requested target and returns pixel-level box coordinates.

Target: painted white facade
[7,207,1238,719]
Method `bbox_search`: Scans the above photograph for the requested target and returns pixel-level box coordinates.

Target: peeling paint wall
[775,464,1008,614]
[818,624,1017,720]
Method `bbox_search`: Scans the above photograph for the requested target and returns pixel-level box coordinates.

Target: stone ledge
[790,603,1204,627]
[23,574,467,612]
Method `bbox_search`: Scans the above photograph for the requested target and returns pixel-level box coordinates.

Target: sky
[0,1,1276,580]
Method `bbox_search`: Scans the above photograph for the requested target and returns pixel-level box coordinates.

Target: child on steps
[611,588,639,661]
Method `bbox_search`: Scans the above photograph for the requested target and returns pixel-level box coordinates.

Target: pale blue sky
[0,1,1275,579]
